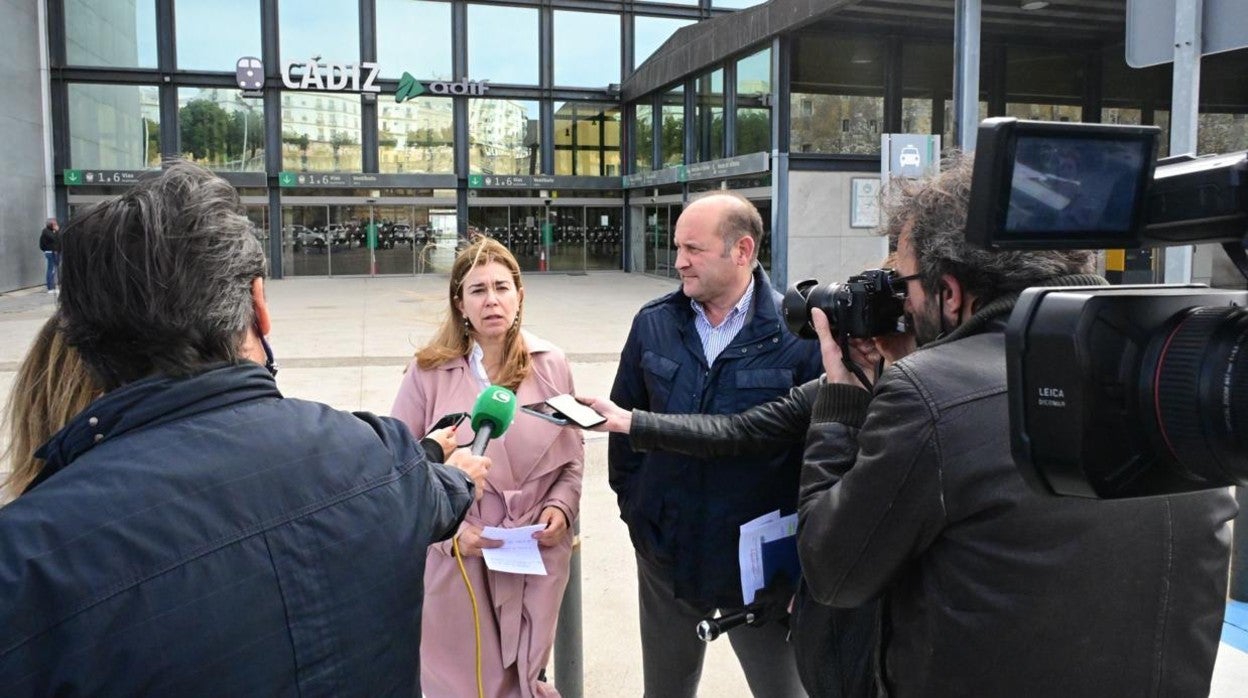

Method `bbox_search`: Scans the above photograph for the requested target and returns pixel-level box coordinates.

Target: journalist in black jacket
[593,158,1237,697]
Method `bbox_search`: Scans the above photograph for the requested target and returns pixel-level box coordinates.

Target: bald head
[686,192,763,263]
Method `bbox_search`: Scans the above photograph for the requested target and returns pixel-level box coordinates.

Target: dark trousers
[44,251,57,290]
[635,552,806,698]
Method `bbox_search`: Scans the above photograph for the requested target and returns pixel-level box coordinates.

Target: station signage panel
[467,174,620,190]
[277,171,457,188]
[63,169,143,186]
[623,151,770,189]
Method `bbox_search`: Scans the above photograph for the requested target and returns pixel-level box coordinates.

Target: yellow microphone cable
[452,534,485,698]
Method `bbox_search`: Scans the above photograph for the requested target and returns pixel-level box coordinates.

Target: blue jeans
[44,251,58,290]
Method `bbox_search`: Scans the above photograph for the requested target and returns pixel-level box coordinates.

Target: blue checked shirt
[691,282,755,366]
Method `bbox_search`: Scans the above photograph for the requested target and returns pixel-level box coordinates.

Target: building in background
[0,0,1244,290]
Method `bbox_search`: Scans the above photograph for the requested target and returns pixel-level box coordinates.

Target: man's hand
[874,331,916,367]
[581,396,631,434]
[446,449,490,502]
[455,523,503,556]
[533,506,569,547]
[426,425,459,461]
[812,308,881,389]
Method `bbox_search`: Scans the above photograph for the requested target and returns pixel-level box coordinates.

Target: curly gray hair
[58,160,267,389]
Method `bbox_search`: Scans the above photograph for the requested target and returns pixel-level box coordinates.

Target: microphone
[469,385,518,455]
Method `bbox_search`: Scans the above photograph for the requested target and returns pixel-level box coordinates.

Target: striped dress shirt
[691,282,755,366]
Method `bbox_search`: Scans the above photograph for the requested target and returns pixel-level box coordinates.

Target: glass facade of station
[50,0,751,278]
[51,1,1248,283]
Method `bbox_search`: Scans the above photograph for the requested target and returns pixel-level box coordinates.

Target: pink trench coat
[391,332,584,698]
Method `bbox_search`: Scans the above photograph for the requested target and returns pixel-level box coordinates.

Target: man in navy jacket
[609,192,821,698]
[0,161,488,697]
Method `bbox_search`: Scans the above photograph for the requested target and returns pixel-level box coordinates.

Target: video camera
[968,117,1248,500]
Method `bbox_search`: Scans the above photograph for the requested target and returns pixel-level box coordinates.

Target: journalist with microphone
[391,237,584,697]
[0,162,488,696]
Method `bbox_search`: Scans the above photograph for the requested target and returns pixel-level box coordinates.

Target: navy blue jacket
[0,364,473,697]
[609,266,822,608]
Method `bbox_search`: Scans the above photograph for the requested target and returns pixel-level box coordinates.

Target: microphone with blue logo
[469,385,518,455]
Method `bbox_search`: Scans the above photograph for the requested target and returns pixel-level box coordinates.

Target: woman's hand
[533,506,569,547]
[581,396,631,434]
[455,523,503,557]
[426,425,459,461]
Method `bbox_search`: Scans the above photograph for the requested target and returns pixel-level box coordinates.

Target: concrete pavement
[1,272,1245,696]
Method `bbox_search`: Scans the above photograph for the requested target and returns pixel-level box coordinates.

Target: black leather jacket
[799,289,1236,697]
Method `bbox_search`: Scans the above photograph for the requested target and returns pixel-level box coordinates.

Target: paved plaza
[1,273,1245,696]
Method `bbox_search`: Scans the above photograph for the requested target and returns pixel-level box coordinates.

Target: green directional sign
[467,174,484,188]
[395,72,427,103]
[63,169,83,186]
[278,171,298,187]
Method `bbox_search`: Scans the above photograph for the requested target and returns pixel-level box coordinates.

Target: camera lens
[1144,305,1248,485]
[782,279,842,340]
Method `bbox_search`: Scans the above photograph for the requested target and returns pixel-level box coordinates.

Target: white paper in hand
[480,524,548,575]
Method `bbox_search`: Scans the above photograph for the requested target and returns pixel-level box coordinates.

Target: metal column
[953,0,982,152]
[1163,0,1203,284]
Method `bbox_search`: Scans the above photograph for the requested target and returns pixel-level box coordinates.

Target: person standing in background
[38,218,59,294]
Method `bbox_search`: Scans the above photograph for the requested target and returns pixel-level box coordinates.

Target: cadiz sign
[279,58,382,92]
[236,57,490,100]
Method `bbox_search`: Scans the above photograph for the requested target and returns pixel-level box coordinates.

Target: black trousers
[635,552,806,698]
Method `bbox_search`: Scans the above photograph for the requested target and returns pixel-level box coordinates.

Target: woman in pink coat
[391,237,584,698]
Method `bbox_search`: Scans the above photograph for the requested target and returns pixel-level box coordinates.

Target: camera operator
[799,155,1236,697]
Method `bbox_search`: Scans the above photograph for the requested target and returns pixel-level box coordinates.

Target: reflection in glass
[941,100,987,153]
[280,92,363,172]
[68,84,161,169]
[634,16,694,69]
[554,11,621,87]
[737,108,769,154]
[554,103,621,176]
[695,70,724,162]
[737,47,771,96]
[65,0,157,68]
[380,96,455,173]
[662,87,685,167]
[1197,113,1248,155]
[469,100,540,175]
[901,98,933,136]
[377,0,452,80]
[469,4,539,85]
[178,88,265,171]
[279,0,359,64]
[790,35,885,155]
[176,0,260,71]
[902,42,951,139]
[635,103,654,172]
[714,0,767,7]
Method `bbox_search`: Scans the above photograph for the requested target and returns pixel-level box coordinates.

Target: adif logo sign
[396,71,490,103]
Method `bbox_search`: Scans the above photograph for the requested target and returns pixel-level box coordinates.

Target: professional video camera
[967,117,1248,500]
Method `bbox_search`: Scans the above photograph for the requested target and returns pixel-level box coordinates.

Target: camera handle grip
[696,605,760,642]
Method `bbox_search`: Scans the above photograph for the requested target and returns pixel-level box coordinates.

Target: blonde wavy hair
[2,315,101,500]
[414,236,531,392]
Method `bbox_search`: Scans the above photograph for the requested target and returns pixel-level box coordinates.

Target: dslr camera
[968,117,1248,500]
[781,269,908,342]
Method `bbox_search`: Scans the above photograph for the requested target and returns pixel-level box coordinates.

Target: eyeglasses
[891,272,921,298]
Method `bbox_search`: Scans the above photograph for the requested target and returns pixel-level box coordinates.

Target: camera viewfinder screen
[1003,135,1150,238]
